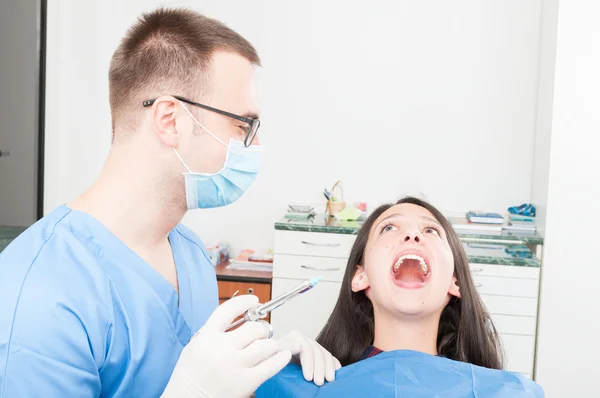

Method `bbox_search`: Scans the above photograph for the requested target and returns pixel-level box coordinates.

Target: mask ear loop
[173,148,193,173]
[179,101,228,147]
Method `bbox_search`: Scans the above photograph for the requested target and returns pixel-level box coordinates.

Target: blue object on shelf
[508,203,536,217]
[505,247,533,259]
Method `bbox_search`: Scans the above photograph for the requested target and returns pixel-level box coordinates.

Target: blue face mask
[174,102,265,209]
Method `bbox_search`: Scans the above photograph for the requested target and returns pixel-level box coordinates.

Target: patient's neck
[372,311,440,356]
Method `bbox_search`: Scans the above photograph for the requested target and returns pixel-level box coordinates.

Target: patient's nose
[404,232,420,243]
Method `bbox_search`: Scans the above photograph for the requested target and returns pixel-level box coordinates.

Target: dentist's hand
[162,295,292,398]
[277,330,342,386]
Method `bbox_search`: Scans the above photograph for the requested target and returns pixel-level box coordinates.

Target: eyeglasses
[142,95,260,147]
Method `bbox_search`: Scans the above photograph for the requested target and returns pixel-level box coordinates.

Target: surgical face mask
[174,103,265,209]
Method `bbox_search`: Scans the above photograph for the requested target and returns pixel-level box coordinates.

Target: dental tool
[226,276,323,332]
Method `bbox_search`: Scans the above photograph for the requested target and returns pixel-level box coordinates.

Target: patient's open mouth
[390,252,431,289]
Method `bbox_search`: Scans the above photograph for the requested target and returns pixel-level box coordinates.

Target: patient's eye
[424,226,441,236]
[381,223,397,233]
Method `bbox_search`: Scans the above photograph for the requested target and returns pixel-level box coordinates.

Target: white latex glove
[162,295,292,398]
[277,330,342,386]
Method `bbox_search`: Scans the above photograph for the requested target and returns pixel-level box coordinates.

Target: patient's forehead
[383,203,434,218]
[371,203,438,230]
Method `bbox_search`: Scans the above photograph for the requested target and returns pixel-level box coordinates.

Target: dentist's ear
[151,96,180,148]
[351,266,369,292]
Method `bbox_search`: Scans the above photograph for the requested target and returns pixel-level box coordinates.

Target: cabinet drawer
[489,314,537,336]
[273,254,347,283]
[473,275,539,298]
[274,230,356,258]
[480,294,538,317]
[500,334,535,374]
[270,278,342,340]
[217,280,271,304]
[469,263,539,279]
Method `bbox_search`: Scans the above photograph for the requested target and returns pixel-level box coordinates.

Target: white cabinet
[274,230,355,258]
[271,229,540,377]
[271,231,348,340]
[500,334,537,374]
[272,254,347,283]
[480,294,538,317]
[473,275,539,298]
[467,262,540,377]
[491,314,537,336]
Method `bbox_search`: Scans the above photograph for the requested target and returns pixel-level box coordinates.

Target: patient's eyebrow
[418,215,442,225]
[374,213,442,229]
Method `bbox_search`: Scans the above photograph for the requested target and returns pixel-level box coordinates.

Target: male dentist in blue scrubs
[0,7,339,397]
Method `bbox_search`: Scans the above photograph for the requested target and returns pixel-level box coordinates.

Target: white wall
[45,1,543,252]
[531,0,559,237]
[0,0,40,226]
[534,0,600,395]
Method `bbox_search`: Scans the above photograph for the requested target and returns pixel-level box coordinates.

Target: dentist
[0,7,339,397]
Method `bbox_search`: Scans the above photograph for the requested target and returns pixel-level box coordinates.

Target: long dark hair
[316,197,503,369]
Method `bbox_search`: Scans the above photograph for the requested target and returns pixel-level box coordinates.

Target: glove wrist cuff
[162,368,213,398]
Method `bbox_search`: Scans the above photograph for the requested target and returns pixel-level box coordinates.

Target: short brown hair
[108,7,260,136]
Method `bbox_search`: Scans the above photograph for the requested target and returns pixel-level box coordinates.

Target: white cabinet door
[273,254,347,283]
[499,334,536,374]
[469,263,540,279]
[479,294,538,317]
[274,231,356,258]
[472,275,539,298]
[489,314,537,336]
[270,278,342,340]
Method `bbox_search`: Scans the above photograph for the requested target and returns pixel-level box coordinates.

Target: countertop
[275,216,541,267]
[0,226,27,253]
[461,242,540,267]
[1,219,541,270]
[215,261,272,284]
[274,216,544,244]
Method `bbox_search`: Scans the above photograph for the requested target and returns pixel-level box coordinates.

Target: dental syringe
[225,276,323,332]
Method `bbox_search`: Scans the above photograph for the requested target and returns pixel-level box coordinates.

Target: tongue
[394,259,424,283]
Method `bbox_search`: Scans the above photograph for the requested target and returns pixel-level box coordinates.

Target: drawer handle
[219,290,241,301]
[247,287,254,294]
[301,240,340,247]
[301,265,341,272]
[471,268,483,273]
[475,283,482,288]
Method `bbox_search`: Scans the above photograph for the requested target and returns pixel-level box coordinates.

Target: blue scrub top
[0,205,218,397]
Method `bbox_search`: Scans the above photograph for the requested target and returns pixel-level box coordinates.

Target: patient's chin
[393,303,435,317]
[383,289,449,318]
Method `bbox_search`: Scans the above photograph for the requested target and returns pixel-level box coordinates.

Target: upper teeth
[393,254,429,274]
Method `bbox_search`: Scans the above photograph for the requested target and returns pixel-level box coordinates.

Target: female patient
[257,197,543,397]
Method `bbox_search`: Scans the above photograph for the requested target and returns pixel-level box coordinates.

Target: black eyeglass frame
[142,95,260,147]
